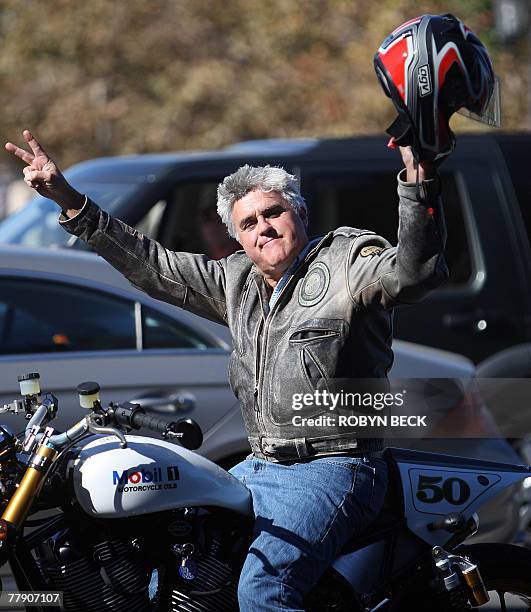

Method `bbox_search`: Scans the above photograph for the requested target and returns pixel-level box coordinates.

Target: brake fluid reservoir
[17,373,41,396]
[77,382,101,409]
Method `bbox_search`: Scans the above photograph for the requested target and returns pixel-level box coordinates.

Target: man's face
[232,190,308,283]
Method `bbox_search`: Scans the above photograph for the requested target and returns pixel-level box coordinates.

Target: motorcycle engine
[29,503,362,612]
[31,508,250,612]
[156,508,250,612]
[34,525,151,611]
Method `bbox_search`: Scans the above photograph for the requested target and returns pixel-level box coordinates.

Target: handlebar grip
[130,411,174,434]
[111,402,177,436]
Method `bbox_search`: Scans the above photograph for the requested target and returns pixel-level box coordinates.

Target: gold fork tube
[462,565,490,606]
[2,445,57,530]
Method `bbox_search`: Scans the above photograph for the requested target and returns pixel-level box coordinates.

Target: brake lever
[86,415,127,449]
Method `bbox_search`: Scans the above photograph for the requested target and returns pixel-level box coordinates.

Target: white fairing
[71,435,252,518]
[396,457,530,546]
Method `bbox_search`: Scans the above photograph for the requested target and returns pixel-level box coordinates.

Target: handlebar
[132,412,179,435]
[2,376,203,453]
[109,402,203,449]
[109,402,180,436]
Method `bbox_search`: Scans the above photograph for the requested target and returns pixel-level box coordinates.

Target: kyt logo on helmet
[374,13,501,163]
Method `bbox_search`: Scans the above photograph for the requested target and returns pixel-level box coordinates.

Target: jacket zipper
[253,283,266,434]
[253,233,333,423]
[289,330,340,343]
[253,317,264,403]
[238,278,253,354]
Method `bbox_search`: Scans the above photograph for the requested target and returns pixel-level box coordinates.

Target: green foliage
[0,0,526,165]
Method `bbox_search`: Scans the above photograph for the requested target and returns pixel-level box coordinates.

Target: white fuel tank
[70,435,252,518]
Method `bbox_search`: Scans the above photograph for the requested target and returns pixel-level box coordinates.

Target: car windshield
[0,182,138,248]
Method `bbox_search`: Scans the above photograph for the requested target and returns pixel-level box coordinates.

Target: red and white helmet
[374,13,500,162]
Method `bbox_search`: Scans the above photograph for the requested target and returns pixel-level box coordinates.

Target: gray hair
[216,165,308,238]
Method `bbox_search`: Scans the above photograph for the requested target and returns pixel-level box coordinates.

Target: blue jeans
[229,455,388,611]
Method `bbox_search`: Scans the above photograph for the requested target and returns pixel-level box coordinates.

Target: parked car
[0,244,526,545]
[1,133,530,371]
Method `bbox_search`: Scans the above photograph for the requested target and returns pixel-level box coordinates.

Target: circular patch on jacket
[298,262,330,307]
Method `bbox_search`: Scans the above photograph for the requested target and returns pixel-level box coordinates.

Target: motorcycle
[0,373,530,612]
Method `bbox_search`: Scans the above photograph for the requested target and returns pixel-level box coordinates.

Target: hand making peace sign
[5,130,84,213]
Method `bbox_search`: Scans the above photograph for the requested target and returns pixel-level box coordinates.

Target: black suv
[1,133,529,370]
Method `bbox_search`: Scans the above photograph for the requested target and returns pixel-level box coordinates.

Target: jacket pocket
[267,318,348,426]
[290,319,346,391]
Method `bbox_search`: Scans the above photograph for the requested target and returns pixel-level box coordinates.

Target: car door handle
[132,393,196,414]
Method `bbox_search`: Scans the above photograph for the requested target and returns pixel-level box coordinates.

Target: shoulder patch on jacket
[333,226,375,239]
[360,245,385,258]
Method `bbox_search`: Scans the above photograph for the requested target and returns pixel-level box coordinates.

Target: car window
[303,171,471,287]
[142,305,215,349]
[0,279,136,354]
[136,200,167,238]
[154,180,241,259]
[0,183,138,248]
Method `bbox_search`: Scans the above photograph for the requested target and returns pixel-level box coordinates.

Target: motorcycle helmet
[374,13,500,162]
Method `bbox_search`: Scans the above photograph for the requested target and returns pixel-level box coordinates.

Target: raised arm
[5,130,229,325]
[347,146,449,309]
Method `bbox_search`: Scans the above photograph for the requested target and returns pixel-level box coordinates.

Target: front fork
[432,545,490,608]
[0,432,58,557]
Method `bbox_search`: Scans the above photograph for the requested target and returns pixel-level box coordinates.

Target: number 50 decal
[416,475,471,505]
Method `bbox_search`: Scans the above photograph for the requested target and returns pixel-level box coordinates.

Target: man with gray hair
[6,130,448,611]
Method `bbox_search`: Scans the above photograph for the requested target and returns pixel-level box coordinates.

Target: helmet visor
[457,75,501,127]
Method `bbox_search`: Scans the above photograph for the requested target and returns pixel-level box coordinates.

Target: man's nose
[257,214,273,234]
